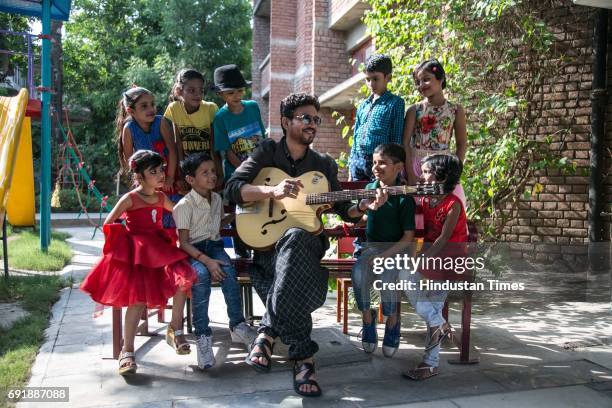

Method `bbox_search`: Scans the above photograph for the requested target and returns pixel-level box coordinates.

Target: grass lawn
[0,227,73,406]
[0,275,67,407]
[1,228,72,271]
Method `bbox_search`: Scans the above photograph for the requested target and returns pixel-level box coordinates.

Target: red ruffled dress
[419,193,469,281]
[81,192,196,308]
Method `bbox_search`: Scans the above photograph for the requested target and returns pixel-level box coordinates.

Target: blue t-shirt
[127,115,169,159]
[213,100,266,181]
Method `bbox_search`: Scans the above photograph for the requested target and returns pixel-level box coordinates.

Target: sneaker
[360,309,378,353]
[231,322,257,350]
[195,334,216,370]
[382,320,401,358]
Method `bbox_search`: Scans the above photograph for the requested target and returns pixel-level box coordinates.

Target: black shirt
[224,137,358,222]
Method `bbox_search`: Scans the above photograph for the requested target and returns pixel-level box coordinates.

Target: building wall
[251,11,270,126]
[502,5,612,245]
[252,1,611,243]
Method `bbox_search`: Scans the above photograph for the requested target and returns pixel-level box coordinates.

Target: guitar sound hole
[261,209,288,232]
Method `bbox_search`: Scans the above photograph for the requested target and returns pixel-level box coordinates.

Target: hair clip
[129,159,137,170]
[432,66,438,72]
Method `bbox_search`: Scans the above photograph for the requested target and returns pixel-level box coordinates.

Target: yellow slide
[0,89,35,227]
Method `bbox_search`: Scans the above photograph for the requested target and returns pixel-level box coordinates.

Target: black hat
[212,64,251,92]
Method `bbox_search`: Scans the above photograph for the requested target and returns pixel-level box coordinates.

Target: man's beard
[299,129,316,145]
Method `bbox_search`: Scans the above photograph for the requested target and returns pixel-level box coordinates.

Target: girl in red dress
[402,154,467,381]
[81,150,196,375]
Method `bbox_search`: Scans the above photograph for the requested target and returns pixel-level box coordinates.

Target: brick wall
[268,0,297,138]
[251,0,357,181]
[330,0,360,24]
[251,1,270,129]
[295,0,313,93]
[502,5,612,245]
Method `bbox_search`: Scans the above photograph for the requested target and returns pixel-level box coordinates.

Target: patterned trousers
[250,228,329,360]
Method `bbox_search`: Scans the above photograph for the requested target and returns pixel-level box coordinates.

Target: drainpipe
[588,8,608,243]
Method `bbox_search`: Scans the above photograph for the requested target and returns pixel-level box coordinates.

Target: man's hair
[365,54,393,75]
[280,93,320,135]
[373,143,405,164]
[421,154,463,191]
[180,152,213,178]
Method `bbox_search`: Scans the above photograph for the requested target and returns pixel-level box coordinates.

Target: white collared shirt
[173,189,222,244]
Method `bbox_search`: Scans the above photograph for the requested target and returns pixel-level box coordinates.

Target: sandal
[166,326,191,355]
[424,322,456,351]
[402,363,439,381]
[118,351,137,376]
[245,336,274,373]
[293,361,322,397]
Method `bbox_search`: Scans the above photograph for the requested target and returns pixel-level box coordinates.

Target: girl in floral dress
[402,59,468,222]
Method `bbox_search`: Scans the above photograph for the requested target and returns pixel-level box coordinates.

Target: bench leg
[186,297,192,334]
[336,279,342,323]
[342,281,350,335]
[396,300,401,331]
[442,300,449,322]
[112,307,122,360]
[157,304,165,323]
[247,284,254,322]
[449,290,479,364]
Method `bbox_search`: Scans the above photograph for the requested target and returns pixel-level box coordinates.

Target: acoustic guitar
[235,167,446,249]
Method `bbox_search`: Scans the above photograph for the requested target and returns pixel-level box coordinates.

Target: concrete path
[17,226,612,407]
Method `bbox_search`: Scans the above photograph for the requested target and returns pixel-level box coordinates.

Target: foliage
[0,275,65,407]
[0,13,31,84]
[362,0,579,240]
[51,185,118,212]
[61,0,252,194]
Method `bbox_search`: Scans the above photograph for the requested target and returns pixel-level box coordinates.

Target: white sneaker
[195,334,215,370]
[230,322,257,350]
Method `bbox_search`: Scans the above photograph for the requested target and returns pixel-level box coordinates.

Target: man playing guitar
[224,93,387,397]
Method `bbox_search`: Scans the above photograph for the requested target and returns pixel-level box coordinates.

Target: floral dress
[410,100,467,226]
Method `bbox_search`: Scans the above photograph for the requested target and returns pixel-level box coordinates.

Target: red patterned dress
[81,192,196,307]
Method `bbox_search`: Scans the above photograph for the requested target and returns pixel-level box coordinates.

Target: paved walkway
[17,226,612,407]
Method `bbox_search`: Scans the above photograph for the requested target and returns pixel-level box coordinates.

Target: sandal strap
[253,336,273,353]
[120,351,135,359]
[174,329,185,336]
[294,362,315,378]
[413,365,436,372]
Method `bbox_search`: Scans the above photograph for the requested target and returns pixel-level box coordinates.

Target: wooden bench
[331,222,480,365]
[111,181,479,365]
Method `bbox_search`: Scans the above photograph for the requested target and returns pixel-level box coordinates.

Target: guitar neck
[306,185,419,205]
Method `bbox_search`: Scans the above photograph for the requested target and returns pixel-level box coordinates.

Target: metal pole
[40,0,52,251]
[27,33,33,96]
[2,214,8,281]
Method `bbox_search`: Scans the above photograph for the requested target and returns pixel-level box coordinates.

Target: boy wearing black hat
[213,64,267,183]
[212,64,266,258]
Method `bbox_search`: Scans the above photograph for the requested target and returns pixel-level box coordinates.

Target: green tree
[61,0,252,195]
[0,13,31,92]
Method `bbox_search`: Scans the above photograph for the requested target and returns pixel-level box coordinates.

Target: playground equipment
[0,0,73,252]
[0,88,29,279]
[53,110,111,237]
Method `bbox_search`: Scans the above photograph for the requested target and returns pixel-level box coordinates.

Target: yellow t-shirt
[164,100,219,156]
